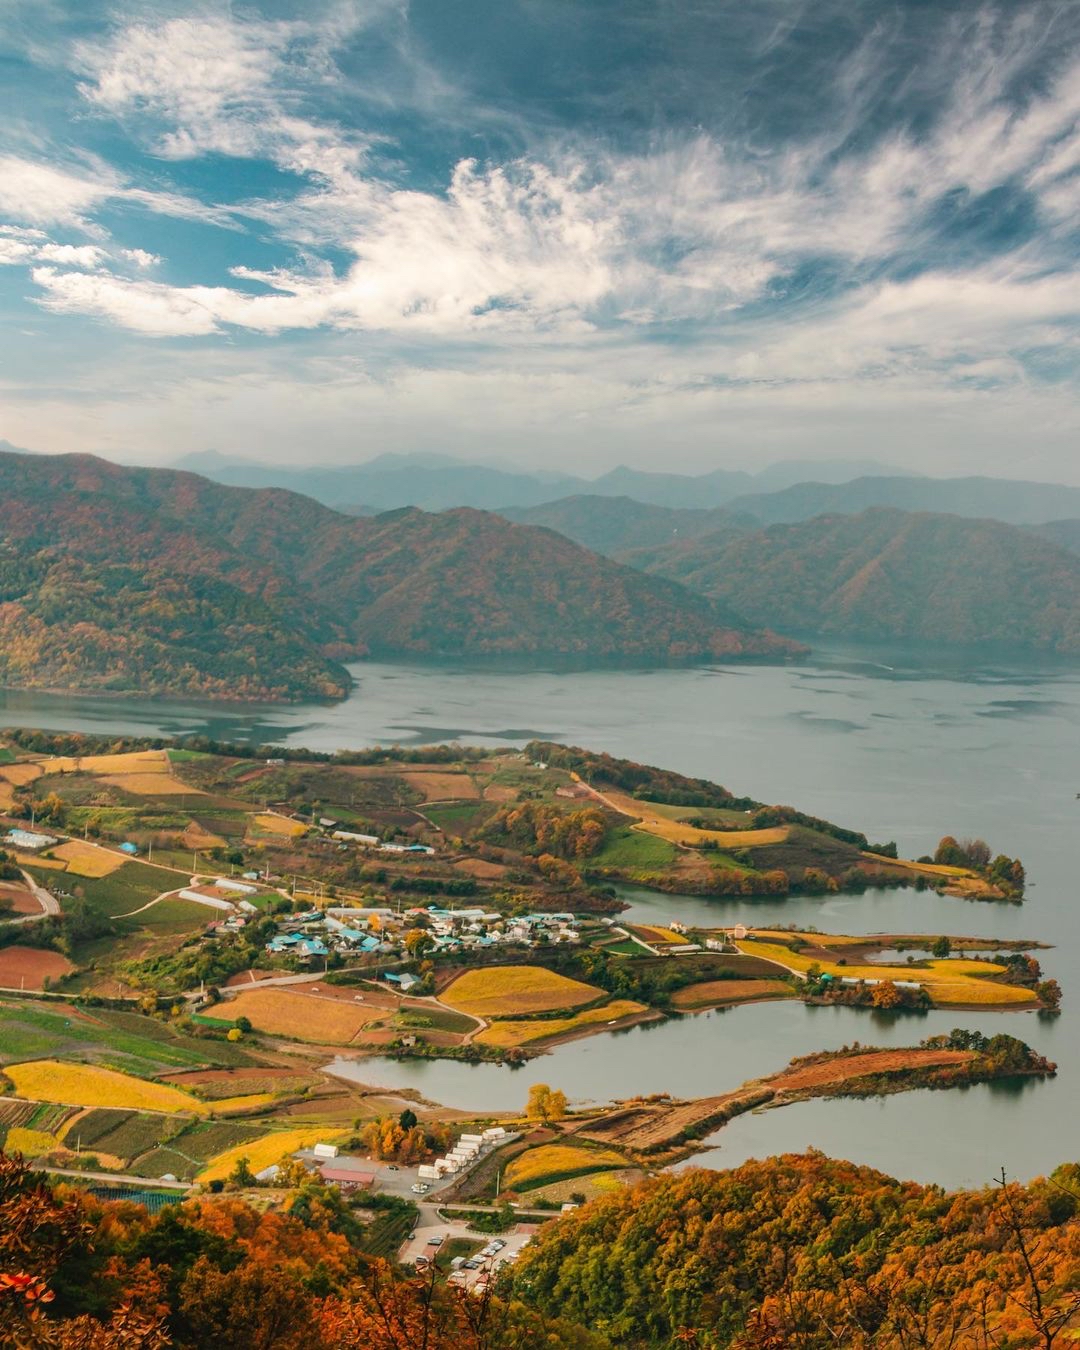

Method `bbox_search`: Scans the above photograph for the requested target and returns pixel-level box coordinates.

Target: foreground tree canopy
[0,1150,1077,1348]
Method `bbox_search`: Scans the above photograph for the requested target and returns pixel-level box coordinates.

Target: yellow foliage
[5,1127,59,1157]
[442,966,602,1017]
[7,1061,204,1113]
[475,1000,648,1047]
[199,1127,341,1182]
[505,1144,627,1189]
[210,1093,277,1115]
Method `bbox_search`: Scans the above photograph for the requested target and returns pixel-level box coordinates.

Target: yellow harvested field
[100,773,204,796]
[873,854,970,877]
[475,1000,648,1047]
[77,751,170,774]
[0,782,14,811]
[251,813,307,837]
[7,1061,203,1114]
[600,789,789,847]
[671,979,792,1009]
[207,1093,277,1115]
[442,966,602,1017]
[505,1144,627,1190]
[199,1127,341,1182]
[0,763,42,786]
[400,771,480,801]
[48,841,125,878]
[222,988,382,1043]
[5,1127,59,1157]
[735,939,1036,1007]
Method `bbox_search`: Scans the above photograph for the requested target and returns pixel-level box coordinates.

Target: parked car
[464,1260,482,1271]
[427,1235,443,1247]
[411,1183,429,1194]
[491,1239,506,1250]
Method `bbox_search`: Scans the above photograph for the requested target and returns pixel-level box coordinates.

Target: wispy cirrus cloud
[3,0,1080,475]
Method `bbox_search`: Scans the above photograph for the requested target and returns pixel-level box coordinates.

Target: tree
[931,935,952,958]
[526,1084,568,1124]
[404,929,434,957]
[1036,979,1063,1011]
[871,979,902,1009]
[228,1156,256,1188]
[398,1109,418,1131]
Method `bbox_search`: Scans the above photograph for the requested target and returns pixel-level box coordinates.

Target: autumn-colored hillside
[1,1148,1076,1348]
[514,1151,1080,1347]
[634,506,1080,651]
[0,451,799,699]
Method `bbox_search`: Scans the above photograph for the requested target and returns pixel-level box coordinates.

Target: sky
[2,0,1080,481]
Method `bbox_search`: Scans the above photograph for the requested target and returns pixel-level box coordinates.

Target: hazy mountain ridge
[164,450,912,513]
[725,475,1080,526]
[632,507,1080,652]
[0,451,798,700]
[499,495,761,554]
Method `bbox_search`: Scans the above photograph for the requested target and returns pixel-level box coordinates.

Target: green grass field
[423,801,493,830]
[0,999,258,1078]
[166,749,215,763]
[591,828,678,870]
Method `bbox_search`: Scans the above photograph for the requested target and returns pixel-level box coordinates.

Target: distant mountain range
[0,451,798,701]
[165,449,914,513]
[724,475,1080,526]
[627,507,1080,652]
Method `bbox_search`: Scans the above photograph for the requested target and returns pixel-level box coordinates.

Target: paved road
[37,1164,191,1190]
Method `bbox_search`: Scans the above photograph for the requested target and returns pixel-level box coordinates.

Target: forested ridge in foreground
[1,1150,1076,1348]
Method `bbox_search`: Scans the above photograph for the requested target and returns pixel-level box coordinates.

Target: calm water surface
[4,644,1077,1186]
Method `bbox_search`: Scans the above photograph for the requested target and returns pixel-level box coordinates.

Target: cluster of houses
[416,907,582,951]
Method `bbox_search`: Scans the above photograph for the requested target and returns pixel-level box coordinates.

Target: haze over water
[3,642,1076,1187]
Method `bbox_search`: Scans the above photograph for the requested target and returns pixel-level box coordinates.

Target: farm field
[736,936,1038,1007]
[61,1108,183,1162]
[590,828,678,870]
[399,771,480,801]
[250,813,307,837]
[0,947,75,989]
[219,988,384,1043]
[671,978,794,1009]
[0,882,42,915]
[441,966,602,1017]
[527,1168,644,1205]
[630,925,688,946]
[5,1126,61,1156]
[504,1143,628,1191]
[46,840,125,877]
[198,1126,342,1182]
[474,999,650,1048]
[6,1061,207,1113]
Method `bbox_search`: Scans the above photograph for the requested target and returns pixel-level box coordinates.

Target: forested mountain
[1030,519,1080,555]
[0,451,797,700]
[499,495,758,554]
[631,507,1080,652]
[726,474,1080,525]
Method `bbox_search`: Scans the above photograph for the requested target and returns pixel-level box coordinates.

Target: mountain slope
[499,495,759,555]
[633,507,1080,652]
[0,451,799,700]
[1029,519,1080,555]
[727,475,1080,526]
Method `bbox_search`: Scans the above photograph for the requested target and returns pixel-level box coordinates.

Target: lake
[4,642,1078,1186]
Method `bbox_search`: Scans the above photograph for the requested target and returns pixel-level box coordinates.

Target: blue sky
[2,0,1080,479]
